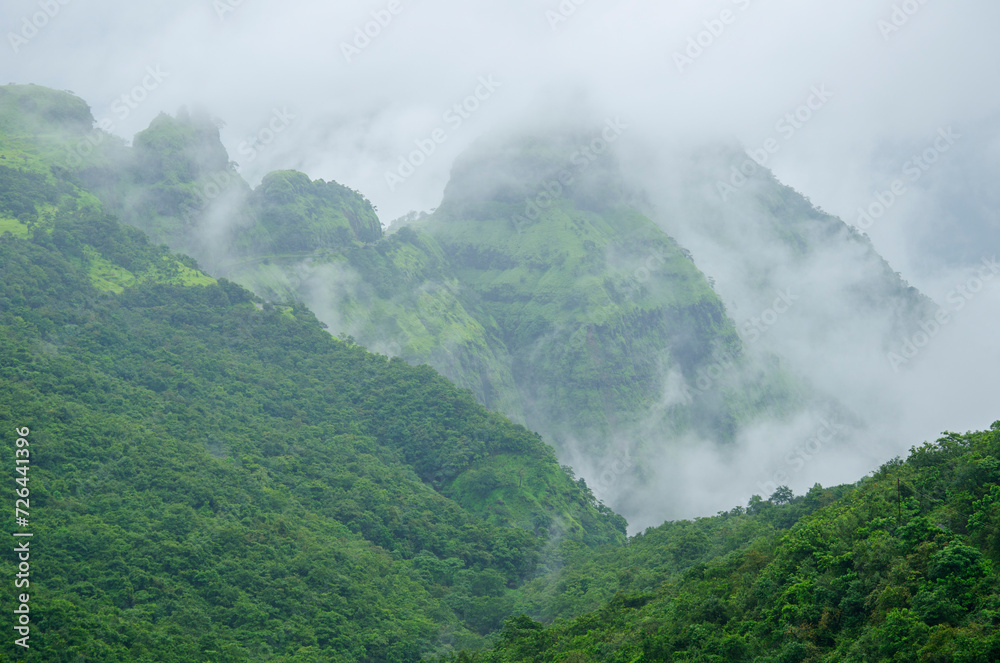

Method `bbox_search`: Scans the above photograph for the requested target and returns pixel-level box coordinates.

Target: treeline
[450,424,1000,662]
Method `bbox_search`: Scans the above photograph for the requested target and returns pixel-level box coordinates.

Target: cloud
[3,0,995,220]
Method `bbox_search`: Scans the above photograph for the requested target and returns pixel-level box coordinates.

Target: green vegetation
[0,104,627,659]
[0,216,30,237]
[239,170,382,254]
[1,84,996,662]
[424,182,759,451]
[0,83,93,136]
[0,202,624,662]
[453,424,1000,662]
[0,87,808,506]
[0,164,60,219]
[214,131,804,467]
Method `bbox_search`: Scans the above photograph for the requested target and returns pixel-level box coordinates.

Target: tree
[770,486,794,505]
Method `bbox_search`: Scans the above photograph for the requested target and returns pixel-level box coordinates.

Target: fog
[4,0,998,528]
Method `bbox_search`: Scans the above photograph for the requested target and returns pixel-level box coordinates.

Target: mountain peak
[438,124,629,222]
[236,169,383,255]
[132,110,231,185]
[0,83,93,135]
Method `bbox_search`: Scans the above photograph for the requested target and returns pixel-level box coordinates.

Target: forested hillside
[0,125,626,660]
[453,424,1000,662]
[1,83,996,663]
[53,88,931,529]
[34,86,812,525]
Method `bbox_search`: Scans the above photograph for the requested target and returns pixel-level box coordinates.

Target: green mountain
[636,144,934,368]
[47,89,934,526]
[0,84,626,661]
[415,133,807,455]
[455,423,1000,662]
[1,83,997,663]
[73,107,817,525]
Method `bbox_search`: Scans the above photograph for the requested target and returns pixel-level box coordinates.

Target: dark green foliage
[132,111,231,186]
[0,209,624,661]
[244,170,383,253]
[3,90,808,522]
[0,165,59,219]
[3,84,997,663]
[0,84,93,135]
[455,425,1000,662]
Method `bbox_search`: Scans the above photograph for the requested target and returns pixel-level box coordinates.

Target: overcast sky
[3,0,997,234]
[4,0,999,518]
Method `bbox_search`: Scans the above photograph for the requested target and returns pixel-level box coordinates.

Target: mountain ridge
[0,81,996,663]
[12,81,933,527]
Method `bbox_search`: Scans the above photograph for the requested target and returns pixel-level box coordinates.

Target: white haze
[4,0,999,528]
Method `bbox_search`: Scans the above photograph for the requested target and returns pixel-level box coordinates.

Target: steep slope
[458,422,1000,662]
[3,86,934,530]
[44,93,526,425]
[214,129,809,527]
[423,134,793,450]
[220,176,526,422]
[632,144,935,412]
[69,103,810,526]
[0,91,626,661]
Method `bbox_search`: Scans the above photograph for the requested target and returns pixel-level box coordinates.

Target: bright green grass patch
[86,248,138,293]
[0,135,52,175]
[0,216,29,237]
[171,259,216,287]
[87,248,215,293]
